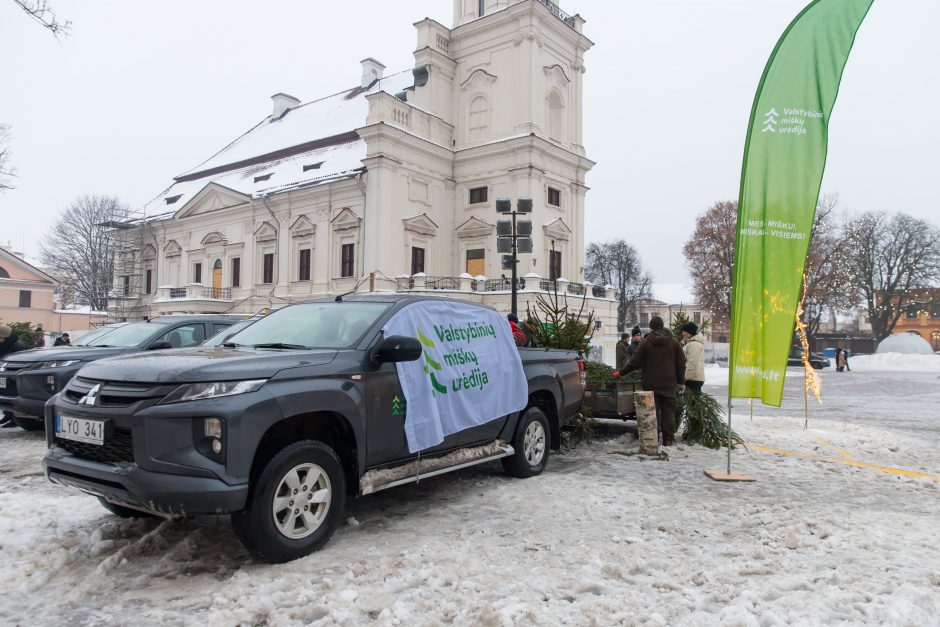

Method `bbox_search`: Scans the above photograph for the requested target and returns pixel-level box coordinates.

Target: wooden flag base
[704,469,756,482]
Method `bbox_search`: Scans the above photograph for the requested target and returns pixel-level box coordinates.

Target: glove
[613,371,621,378]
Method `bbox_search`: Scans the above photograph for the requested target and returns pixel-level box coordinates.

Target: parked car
[43,295,585,563]
[0,316,241,431]
[201,317,259,347]
[787,347,830,369]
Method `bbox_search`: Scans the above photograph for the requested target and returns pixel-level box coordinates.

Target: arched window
[547,90,564,140]
[468,96,489,142]
[0,266,9,279]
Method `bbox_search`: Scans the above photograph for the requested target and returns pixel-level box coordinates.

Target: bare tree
[584,239,652,332]
[12,0,71,36]
[684,198,854,332]
[0,124,14,192]
[683,200,737,326]
[842,211,940,342]
[802,195,855,335]
[39,195,126,311]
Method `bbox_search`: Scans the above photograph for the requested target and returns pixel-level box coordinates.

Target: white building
[110,0,618,343]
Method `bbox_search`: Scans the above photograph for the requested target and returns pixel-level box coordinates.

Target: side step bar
[360,440,514,495]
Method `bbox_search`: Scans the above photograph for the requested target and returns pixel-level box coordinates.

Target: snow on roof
[144,139,368,216]
[651,283,696,305]
[176,69,416,180]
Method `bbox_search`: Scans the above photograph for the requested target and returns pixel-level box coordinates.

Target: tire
[502,407,550,478]
[231,440,346,563]
[13,416,44,432]
[98,498,158,518]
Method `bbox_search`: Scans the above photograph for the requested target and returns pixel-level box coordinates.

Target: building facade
[110,0,606,326]
[0,246,106,334]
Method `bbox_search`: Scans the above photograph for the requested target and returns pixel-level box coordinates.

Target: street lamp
[496,198,532,317]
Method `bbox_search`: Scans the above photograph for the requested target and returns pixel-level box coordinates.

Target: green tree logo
[416,326,448,395]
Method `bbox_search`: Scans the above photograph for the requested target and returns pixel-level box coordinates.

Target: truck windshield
[226,302,390,349]
[73,324,126,346]
[84,322,168,347]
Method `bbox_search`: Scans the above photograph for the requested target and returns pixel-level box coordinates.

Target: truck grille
[64,378,169,408]
[0,361,28,397]
[55,428,134,465]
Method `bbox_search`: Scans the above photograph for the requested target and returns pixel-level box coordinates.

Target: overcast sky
[2,0,937,284]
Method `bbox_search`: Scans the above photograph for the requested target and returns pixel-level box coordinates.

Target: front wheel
[502,407,550,478]
[232,440,346,563]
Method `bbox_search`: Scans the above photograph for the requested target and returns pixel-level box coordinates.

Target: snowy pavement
[1,367,939,626]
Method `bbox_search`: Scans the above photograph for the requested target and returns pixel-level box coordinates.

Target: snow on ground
[851,352,940,373]
[876,333,934,355]
[1,370,939,626]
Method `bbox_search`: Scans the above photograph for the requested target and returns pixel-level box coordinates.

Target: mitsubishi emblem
[79,383,102,406]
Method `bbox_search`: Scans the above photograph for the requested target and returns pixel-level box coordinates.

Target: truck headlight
[36,360,80,369]
[159,379,267,404]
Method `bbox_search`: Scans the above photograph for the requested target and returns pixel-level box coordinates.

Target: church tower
[360,0,593,284]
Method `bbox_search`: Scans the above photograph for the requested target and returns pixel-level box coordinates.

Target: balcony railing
[161,286,232,301]
[392,274,614,300]
[536,0,576,28]
[425,276,460,291]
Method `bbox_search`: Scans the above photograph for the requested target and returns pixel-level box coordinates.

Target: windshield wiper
[222,342,242,348]
[250,342,308,350]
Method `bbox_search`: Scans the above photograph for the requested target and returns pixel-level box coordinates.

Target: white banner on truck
[382,300,528,453]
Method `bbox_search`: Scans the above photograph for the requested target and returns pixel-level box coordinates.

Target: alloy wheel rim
[272,462,331,540]
[523,420,546,466]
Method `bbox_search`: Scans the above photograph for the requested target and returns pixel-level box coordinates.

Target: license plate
[0,377,6,388]
[56,415,107,445]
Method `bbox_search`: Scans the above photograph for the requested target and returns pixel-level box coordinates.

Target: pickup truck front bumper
[44,448,248,515]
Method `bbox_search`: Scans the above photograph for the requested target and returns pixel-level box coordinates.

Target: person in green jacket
[615,316,686,446]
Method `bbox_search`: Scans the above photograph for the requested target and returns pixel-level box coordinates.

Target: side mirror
[147,341,173,351]
[371,335,422,364]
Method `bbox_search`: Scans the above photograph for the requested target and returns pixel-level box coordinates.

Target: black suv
[787,347,830,369]
[0,316,241,430]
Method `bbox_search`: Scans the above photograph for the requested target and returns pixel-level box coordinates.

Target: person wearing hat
[53,332,71,347]
[681,321,706,393]
[627,325,642,358]
[615,332,630,371]
[0,324,27,359]
[615,315,686,446]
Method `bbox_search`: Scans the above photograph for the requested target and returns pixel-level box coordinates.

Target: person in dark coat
[53,332,71,347]
[615,316,686,446]
[615,332,630,371]
[627,325,642,358]
[0,325,27,358]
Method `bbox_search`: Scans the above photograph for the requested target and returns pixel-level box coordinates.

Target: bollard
[634,391,659,454]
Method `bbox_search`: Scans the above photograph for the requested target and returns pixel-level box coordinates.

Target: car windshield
[225,302,390,349]
[84,321,168,347]
[73,324,126,346]
[202,319,256,347]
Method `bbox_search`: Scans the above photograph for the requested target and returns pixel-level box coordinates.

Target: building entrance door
[212,259,223,297]
[466,249,484,276]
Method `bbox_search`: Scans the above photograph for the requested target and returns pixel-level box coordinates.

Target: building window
[547,187,561,207]
[0,266,9,278]
[341,243,355,278]
[547,90,564,140]
[640,312,649,325]
[145,269,152,295]
[262,253,274,284]
[478,0,485,16]
[466,248,484,276]
[411,247,425,275]
[193,262,202,284]
[298,248,311,281]
[549,250,562,281]
[231,258,241,287]
[906,307,918,320]
[693,311,701,324]
[469,186,488,204]
[19,290,31,308]
[122,276,130,295]
[468,96,489,142]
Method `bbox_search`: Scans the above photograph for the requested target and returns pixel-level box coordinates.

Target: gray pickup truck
[43,295,584,563]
